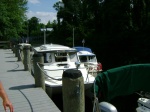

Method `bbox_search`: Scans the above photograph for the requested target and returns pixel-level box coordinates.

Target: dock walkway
[0,49,61,112]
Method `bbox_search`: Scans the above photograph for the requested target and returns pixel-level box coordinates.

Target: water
[110,93,139,112]
[51,93,139,112]
[51,94,93,112]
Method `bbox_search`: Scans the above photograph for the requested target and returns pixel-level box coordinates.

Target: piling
[33,53,45,91]
[23,45,30,71]
[62,69,85,112]
[12,45,15,53]
[20,45,24,62]
[17,44,21,61]
[15,45,18,57]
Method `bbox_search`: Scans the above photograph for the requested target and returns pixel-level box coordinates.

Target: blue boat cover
[73,47,92,53]
[93,64,150,102]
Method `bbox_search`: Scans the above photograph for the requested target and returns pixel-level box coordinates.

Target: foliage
[24,17,57,45]
[2,0,150,70]
[52,0,150,70]
[0,0,27,40]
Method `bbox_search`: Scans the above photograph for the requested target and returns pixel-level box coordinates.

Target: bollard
[17,44,21,61]
[62,69,85,112]
[9,41,12,50]
[20,46,24,62]
[15,45,18,57]
[33,53,45,91]
[23,45,30,71]
[12,45,15,53]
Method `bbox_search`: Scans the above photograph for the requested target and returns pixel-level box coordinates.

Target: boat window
[55,53,67,62]
[43,53,48,63]
[79,56,87,62]
[47,53,52,63]
[69,52,78,62]
[88,56,97,62]
[55,52,67,57]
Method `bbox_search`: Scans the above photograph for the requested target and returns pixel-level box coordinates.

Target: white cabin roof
[19,43,31,46]
[77,51,95,56]
[34,43,77,53]
[73,46,96,56]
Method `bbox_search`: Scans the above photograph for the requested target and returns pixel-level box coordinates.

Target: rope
[36,62,62,81]
[36,62,93,83]
[135,91,150,99]
[93,97,100,112]
[92,80,101,112]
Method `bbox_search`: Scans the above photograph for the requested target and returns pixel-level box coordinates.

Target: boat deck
[0,49,61,112]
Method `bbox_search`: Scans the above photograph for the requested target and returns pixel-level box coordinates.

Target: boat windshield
[69,52,78,62]
[55,52,67,62]
[79,55,97,62]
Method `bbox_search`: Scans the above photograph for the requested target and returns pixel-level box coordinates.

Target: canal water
[52,94,93,112]
[52,93,139,112]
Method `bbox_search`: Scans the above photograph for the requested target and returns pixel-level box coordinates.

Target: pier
[0,49,60,112]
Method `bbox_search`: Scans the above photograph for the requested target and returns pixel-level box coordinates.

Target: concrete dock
[0,49,61,112]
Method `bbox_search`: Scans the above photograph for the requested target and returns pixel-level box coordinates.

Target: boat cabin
[33,44,79,64]
[73,47,97,63]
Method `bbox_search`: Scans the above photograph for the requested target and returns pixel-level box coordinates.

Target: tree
[0,0,27,40]
[53,0,150,70]
[28,17,41,37]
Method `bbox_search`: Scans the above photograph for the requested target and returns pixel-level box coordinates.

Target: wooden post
[23,45,30,71]
[62,69,85,112]
[15,45,18,57]
[12,45,15,53]
[17,44,21,61]
[11,45,13,52]
[20,45,24,62]
[33,53,45,91]
[10,41,13,50]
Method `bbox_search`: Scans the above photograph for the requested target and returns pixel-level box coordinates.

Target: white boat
[33,44,95,97]
[136,97,150,112]
[73,47,102,76]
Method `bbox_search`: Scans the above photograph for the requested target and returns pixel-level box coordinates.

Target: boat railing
[86,63,99,77]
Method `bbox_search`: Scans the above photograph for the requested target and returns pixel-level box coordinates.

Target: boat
[92,64,150,112]
[135,91,150,112]
[136,97,150,112]
[73,46,102,77]
[33,43,95,97]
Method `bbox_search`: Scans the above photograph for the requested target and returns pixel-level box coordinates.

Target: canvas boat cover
[93,64,150,102]
[73,47,92,53]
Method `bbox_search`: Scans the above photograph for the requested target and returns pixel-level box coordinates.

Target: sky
[26,0,60,24]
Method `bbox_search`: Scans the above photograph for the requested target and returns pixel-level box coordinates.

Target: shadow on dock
[9,84,35,90]
[7,69,25,72]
